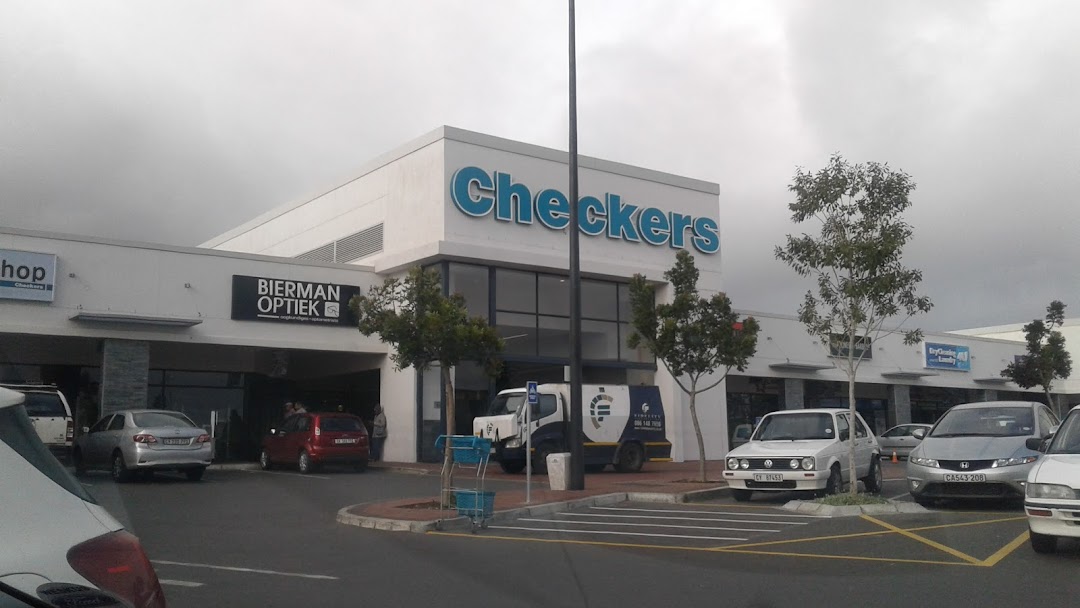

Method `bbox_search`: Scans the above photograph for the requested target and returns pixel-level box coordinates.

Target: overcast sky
[2,0,1078,331]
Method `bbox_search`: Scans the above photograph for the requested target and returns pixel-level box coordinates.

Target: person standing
[371,404,387,462]
[294,402,308,415]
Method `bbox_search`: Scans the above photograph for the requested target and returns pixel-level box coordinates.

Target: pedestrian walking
[371,404,387,462]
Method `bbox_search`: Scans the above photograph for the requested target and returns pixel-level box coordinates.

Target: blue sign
[526,381,539,406]
[925,343,971,371]
[450,166,720,255]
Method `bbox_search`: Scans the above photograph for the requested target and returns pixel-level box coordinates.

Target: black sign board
[231,275,360,326]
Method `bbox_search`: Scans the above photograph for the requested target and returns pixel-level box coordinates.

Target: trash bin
[547,452,571,491]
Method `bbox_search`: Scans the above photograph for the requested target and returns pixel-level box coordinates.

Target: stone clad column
[782,378,805,409]
[889,384,911,426]
[100,339,149,417]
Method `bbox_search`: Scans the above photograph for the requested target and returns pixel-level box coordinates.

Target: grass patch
[814,493,889,506]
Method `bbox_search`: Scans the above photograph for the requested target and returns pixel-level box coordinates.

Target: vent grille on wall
[294,223,383,263]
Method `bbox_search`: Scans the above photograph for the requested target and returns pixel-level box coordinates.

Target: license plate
[944,474,986,482]
[753,473,784,482]
[334,438,358,445]
[162,438,188,445]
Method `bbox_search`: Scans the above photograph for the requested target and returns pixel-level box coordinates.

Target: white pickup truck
[723,408,882,501]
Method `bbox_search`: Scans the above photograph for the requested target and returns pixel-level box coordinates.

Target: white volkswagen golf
[1025,403,1080,554]
[0,387,166,607]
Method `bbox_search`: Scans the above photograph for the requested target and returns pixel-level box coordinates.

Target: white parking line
[520,518,780,533]
[592,506,829,519]
[242,470,332,480]
[566,512,808,526]
[151,560,339,580]
[159,579,204,588]
[488,526,747,541]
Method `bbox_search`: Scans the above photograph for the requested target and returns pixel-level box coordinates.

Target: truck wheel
[615,442,645,473]
[499,460,526,474]
[862,457,883,494]
[732,489,753,502]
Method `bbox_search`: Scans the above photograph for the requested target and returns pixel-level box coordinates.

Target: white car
[723,408,882,502]
[0,387,166,607]
[1024,403,1080,554]
[1,383,74,462]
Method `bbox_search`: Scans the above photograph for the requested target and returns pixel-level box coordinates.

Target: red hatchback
[260,412,370,474]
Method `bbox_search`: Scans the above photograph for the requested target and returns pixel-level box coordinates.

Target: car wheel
[615,442,645,473]
[1030,530,1057,554]
[354,459,369,473]
[73,449,87,476]
[111,452,132,483]
[863,457,883,494]
[298,450,313,474]
[259,449,272,471]
[499,460,526,474]
[732,489,753,502]
[825,466,843,495]
[185,467,205,482]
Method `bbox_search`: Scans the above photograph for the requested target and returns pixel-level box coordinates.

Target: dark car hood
[915,435,1034,460]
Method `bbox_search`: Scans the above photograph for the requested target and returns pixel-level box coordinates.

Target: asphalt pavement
[79,464,1080,608]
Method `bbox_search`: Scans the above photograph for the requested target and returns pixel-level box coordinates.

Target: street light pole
[567,0,585,491]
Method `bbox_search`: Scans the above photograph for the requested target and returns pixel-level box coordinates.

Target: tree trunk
[1044,386,1059,419]
[848,333,858,496]
[688,385,707,483]
[439,365,456,509]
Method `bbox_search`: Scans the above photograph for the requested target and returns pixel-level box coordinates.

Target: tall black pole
[567,0,585,491]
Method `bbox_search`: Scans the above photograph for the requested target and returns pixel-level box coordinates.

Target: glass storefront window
[496,269,536,313]
[496,312,537,356]
[582,320,619,360]
[537,274,569,316]
[164,371,243,387]
[582,280,617,321]
[618,283,633,322]
[538,315,570,358]
[449,263,489,319]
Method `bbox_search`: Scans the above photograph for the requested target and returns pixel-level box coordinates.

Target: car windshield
[487,393,526,416]
[752,413,835,441]
[132,411,196,428]
[929,406,1035,437]
[1047,411,1080,455]
[320,417,364,432]
[20,392,66,417]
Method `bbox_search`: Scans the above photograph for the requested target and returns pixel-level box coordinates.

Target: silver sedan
[73,409,213,482]
[878,423,933,459]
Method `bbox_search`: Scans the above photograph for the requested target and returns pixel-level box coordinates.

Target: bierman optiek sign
[450,166,720,254]
[231,275,360,326]
[0,249,57,302]
[924,342,971,371]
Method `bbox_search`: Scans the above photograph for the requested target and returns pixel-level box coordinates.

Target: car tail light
[315,426,322,437]
[66,530,167,608]
[195,434,211,443]
[66,419,75,441]
[132,434,157,444]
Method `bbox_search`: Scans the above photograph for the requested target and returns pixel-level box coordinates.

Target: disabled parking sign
[526,381,538,405]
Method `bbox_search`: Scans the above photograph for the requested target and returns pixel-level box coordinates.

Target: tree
[628,250,760,482]
[349,267,503,506]
[775,154,932,496]
[1002,300,1072,417]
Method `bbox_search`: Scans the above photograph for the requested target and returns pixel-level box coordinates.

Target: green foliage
[349,266,503,374]
[815,493,889,506]
[774,154,932,373]
[1002,301,1072,403]
[628,250,760,393]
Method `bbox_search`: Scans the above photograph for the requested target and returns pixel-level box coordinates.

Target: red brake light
[66,419,74,440]
[196,434,211,443]
[66,530,167,608]
[132,434,157,444]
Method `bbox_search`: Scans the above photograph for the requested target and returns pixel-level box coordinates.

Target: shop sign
[231,275,360,326]
[828,334,872,360]
[925,342,971,371]
[450,166,720,254]
[0,249,57,302]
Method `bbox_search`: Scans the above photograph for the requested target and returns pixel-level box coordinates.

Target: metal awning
[880,369,939,379]
[973,376,1011,384]
[768,359,834,372]
[70,311,203,327]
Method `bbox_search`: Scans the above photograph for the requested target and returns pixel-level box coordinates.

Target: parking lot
[81,465,1080,608]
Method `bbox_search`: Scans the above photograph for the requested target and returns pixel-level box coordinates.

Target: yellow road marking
[861,515,982,565]
[980,531,1030,567]
[711,547,976,567]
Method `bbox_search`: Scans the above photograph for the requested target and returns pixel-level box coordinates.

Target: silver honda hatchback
[73,409,213,482]
[907,401,1060,505]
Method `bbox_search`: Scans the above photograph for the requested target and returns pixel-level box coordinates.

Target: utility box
[547,453,571,491]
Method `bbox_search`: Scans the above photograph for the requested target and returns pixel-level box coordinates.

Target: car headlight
[789,459,800,470]
[1026,483,1077,500]
[801,457,815,471]
[991,456,1038,468]
[910,457,940,468]
[727,457,739,470]
[739,459,750,470]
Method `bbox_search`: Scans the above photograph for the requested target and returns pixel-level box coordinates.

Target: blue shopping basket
[434,435,492,464]
[453,490,495,518]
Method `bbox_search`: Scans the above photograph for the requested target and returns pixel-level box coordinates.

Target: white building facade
[0,127,1057,465]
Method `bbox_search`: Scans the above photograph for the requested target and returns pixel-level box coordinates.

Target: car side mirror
[1026,437,1048,452]
[912,428,927,440]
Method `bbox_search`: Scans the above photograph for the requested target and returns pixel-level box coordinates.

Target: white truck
[1,384,74,462]
[473,383,671,474]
